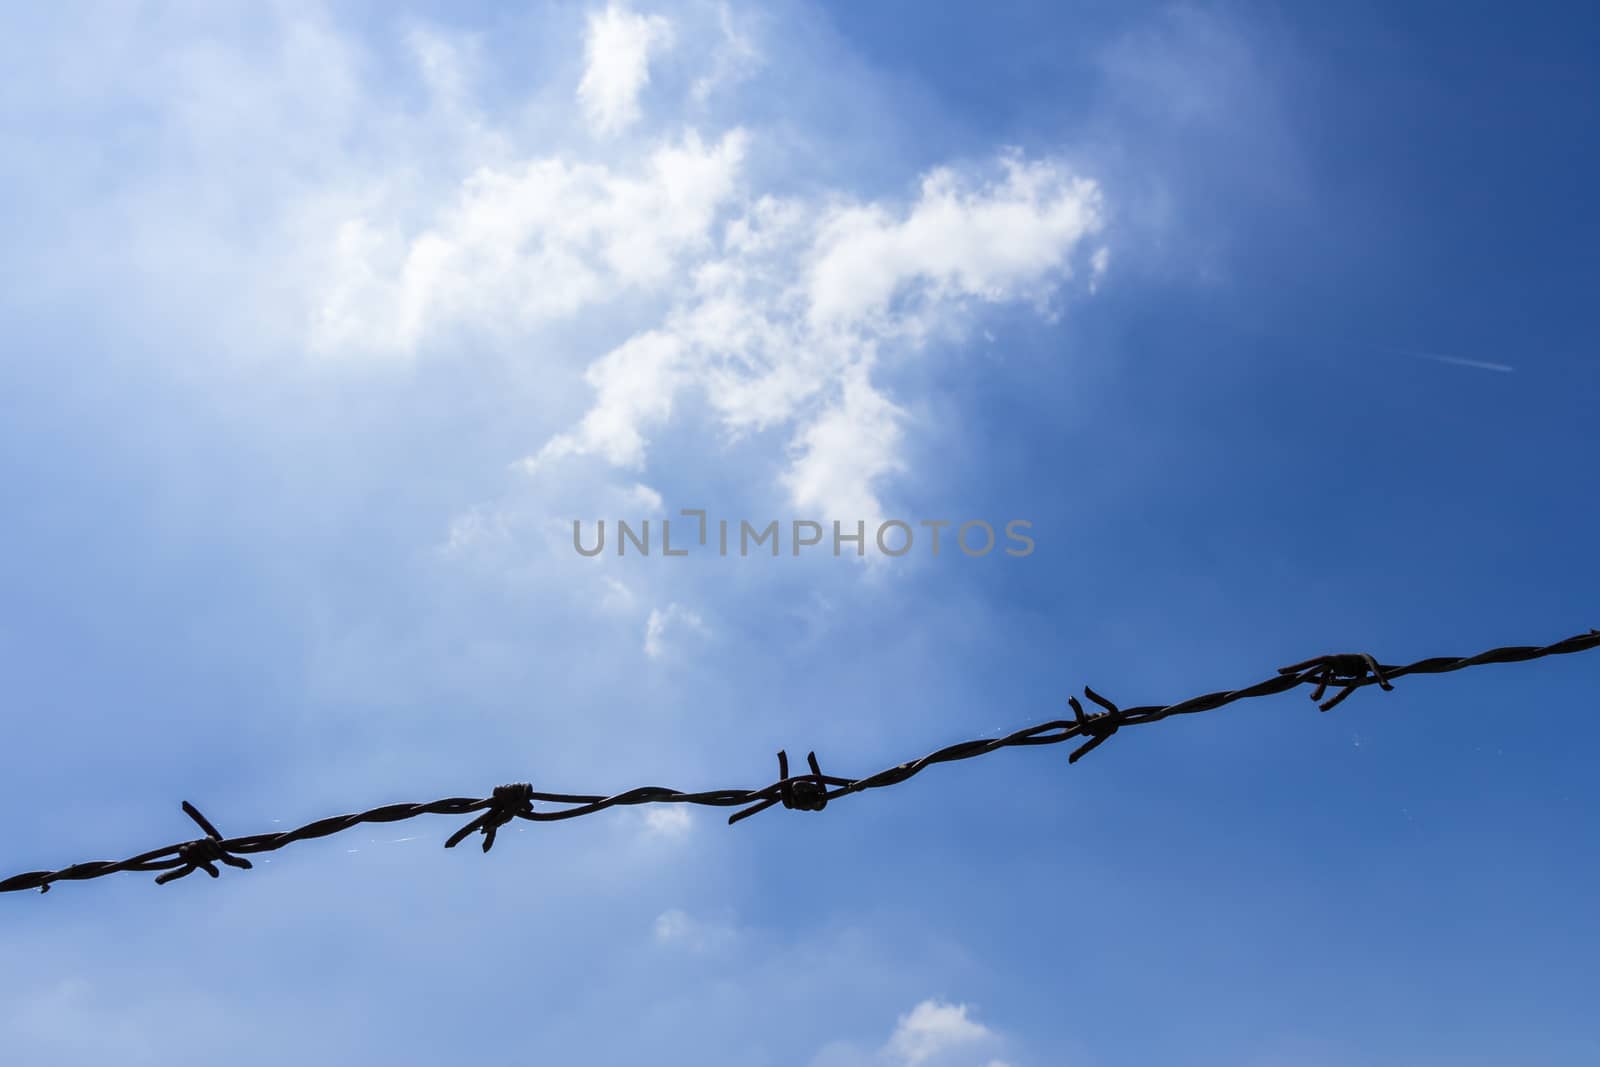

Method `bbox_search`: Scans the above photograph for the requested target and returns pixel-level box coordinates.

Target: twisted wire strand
[5,628,1596,896]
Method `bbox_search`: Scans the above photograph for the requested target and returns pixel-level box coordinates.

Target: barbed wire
[5,628,1597,896]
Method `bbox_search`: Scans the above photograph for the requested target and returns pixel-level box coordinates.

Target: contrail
[1385,345,1515,373]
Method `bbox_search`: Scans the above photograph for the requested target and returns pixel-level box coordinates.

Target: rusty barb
[4,627,1597,898]
[727,750,847,826]
[1278,652,1395,711]
[1066,686,1123,763]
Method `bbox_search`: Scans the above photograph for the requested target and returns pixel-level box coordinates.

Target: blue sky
[2,1,1598,1063]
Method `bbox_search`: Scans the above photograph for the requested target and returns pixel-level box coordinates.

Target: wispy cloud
[644,602,707,659]
[653,908,737,951]
[1386,345,1515,373]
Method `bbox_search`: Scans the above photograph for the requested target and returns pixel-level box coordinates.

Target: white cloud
[653,908,736,951]
[1089,245,1110,292]
[654,908,692,941]
[578,3,675,136]
[886,1001,997,1066]
[644,602,707,659]
[643,805,692,838]
[600,576,637,613]
[691,2,763,103]
[313,129,747,357]
[781,366,907,529]
[809,998,1015,1067]
[626,483,665,511]
[534,328,688,467]
[440,506,512,558]
[405,24,475,107]
[530,154,1105,521]
[805,156,1102,330]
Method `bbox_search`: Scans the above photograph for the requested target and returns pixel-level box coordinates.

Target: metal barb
[153,802,253,886]
[728,750,831,825]
[445,784,535,853]
[782,751,829,812]
[1067,689,1122,764]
